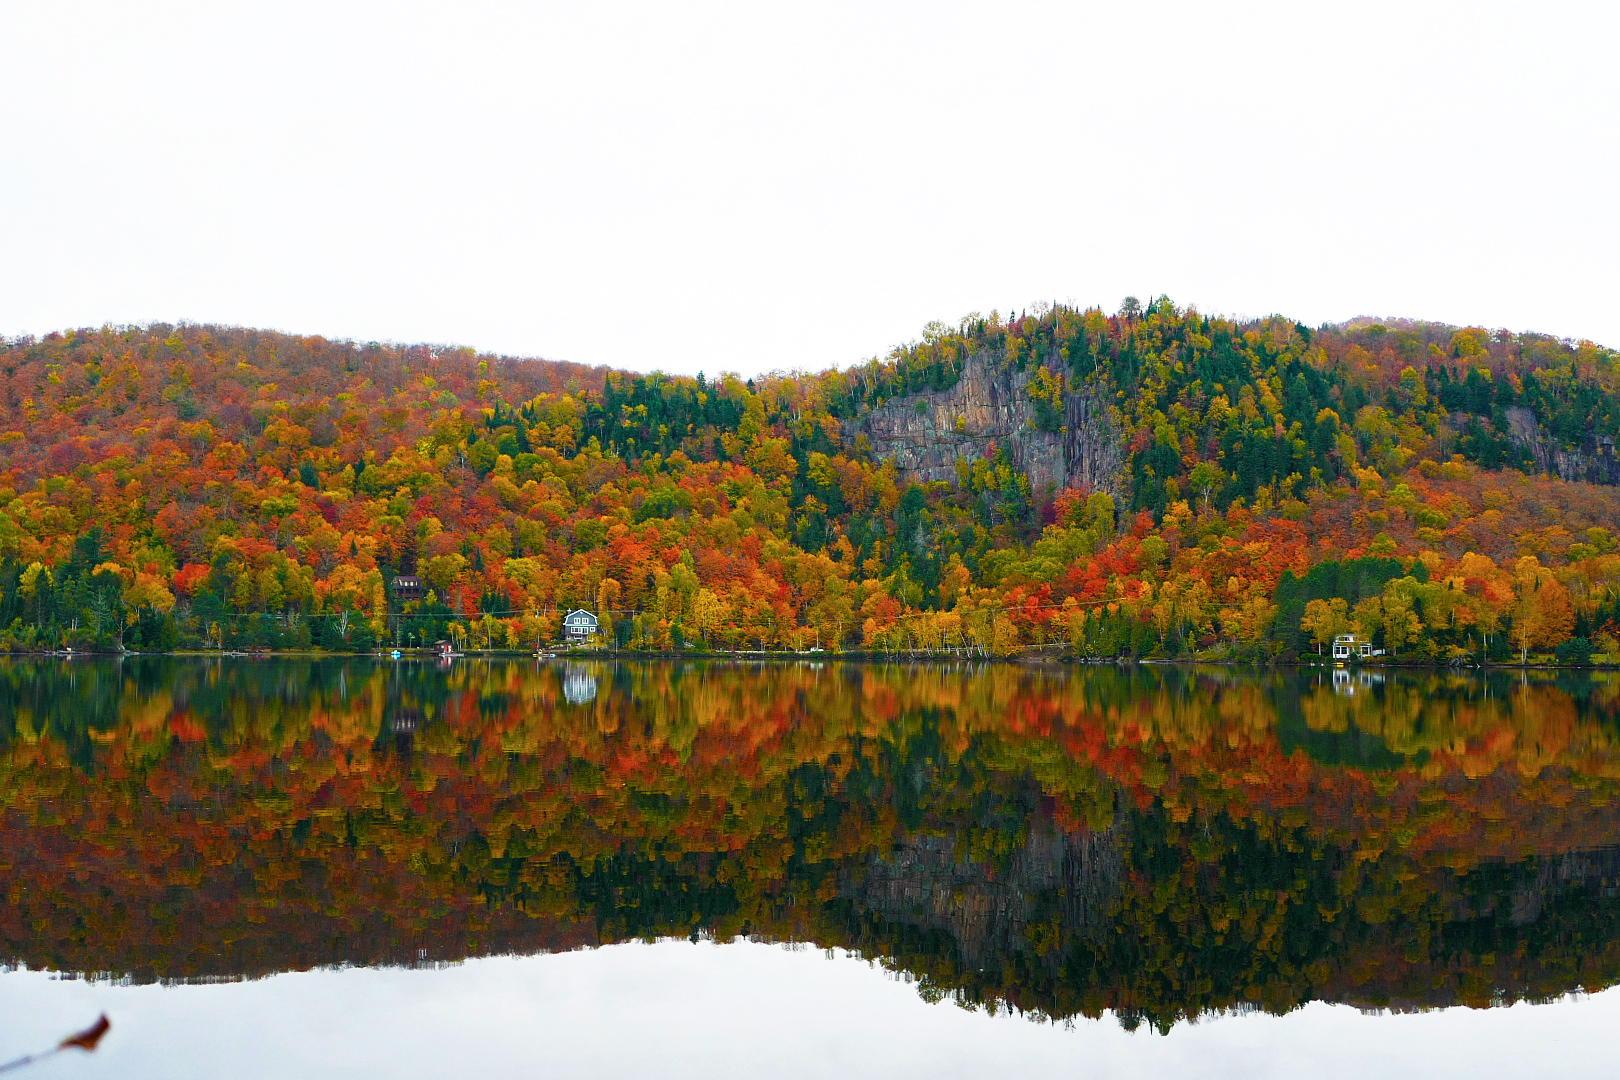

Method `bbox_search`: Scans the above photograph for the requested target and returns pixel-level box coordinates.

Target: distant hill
[0,303,1616,661]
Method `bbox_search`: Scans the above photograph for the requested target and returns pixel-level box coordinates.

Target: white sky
[1,1,1616,376]
[4,941,1616,1079]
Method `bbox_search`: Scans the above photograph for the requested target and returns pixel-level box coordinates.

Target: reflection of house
[1331,669,1387,696]
[1332,633,1384,660]
[392,576,425,602]
[563,609,599,641]
[562,665,598,705]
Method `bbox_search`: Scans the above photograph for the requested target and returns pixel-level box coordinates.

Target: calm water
[4,659,1620,1078]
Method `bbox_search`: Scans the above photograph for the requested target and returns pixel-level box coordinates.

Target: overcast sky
[1,1,1615,376]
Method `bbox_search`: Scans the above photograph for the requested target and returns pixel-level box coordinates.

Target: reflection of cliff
[1501,846,1620,927]
[847,812,1620,1030]
[855,815,1123,970]
[6,660,1620,1028]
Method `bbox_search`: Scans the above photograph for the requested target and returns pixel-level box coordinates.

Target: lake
[3,659,1620,1078]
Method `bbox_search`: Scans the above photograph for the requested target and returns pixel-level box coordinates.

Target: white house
[563,609,600,641]
[1332,633,1383,660]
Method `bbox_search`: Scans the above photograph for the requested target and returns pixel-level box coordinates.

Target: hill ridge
[0,302,1616,661]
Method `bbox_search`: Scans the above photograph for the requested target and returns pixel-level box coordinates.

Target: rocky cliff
[846,350,1127,501]
[1506,407,1620,485]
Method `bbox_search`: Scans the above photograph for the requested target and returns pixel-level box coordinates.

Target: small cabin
[392,575,425,602]
[563,609,600,641]
[434,639,456,660]
[1332,633,1383,660]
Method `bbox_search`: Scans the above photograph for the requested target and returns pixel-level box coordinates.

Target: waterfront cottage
[563,609,599,641]
[1332,633,1383,660]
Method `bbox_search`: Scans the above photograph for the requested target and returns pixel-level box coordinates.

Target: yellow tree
[317,564,371,644]
[1512,556,1575,663]
[1351,596,1385,645]
[991,612,1019,656]
[1224,590,1277,650]
[596,577,622,647]
[1379,584,1424,657]
[124,573,177,617]
[18,561,51,627]
[690,588,730,648]
[1300,597,1349,655]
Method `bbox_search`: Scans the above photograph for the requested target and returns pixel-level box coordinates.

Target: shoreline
[2,648,1614,672]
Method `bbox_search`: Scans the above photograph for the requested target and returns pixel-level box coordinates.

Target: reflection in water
[561,664,598,705]
[2,660,1620,1033]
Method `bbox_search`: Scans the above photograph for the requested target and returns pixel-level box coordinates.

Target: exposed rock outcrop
[846,351,1126,501]
[1505,407,1620,485]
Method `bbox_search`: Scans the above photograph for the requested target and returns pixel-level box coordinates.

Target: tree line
[0,303,1616,661]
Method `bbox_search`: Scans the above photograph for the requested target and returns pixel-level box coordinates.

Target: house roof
[565,609,597,620]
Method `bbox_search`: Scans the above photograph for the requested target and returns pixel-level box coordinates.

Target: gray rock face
[1506,407,1620,485]
[1505,846,1620,927]
[846,350,1127,501]
[851,815,1122,969]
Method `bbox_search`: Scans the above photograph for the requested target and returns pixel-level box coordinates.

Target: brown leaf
[59,1015,110,1053]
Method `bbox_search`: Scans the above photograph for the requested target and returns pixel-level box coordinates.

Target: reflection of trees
[1296,672,1620,780]
[4,660,1620,1028]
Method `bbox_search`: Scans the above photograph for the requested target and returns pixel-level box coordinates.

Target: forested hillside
[1,300,1618,661]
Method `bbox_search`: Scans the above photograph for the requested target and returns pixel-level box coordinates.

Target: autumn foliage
[0,304,1616,662]
[5,659,1620,1028]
